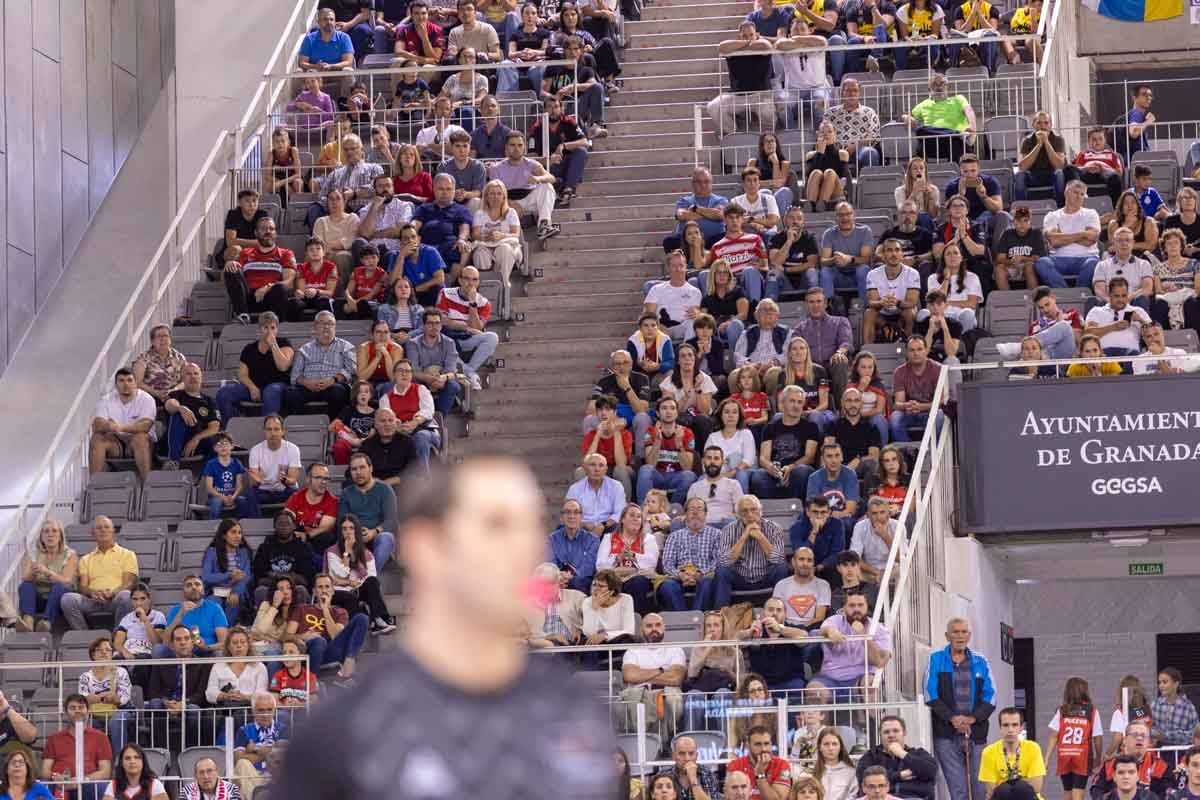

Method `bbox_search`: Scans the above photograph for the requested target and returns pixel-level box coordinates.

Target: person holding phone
[1083,277,1150,361]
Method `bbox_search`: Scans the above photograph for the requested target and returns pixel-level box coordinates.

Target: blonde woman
[701,258,750,351]
[15,518,77,632]
[683,611,743,730]
[596,504,659,616]
[472,178,523,286]
[780,337,835,431]
[894,156,940,220]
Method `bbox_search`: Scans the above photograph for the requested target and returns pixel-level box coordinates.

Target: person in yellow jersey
[895,0,946,70]
[1000,0,1042,64]
[947,0,999,72]
[979,707,1047,800]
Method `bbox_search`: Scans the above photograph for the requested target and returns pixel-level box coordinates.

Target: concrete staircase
[454,0,746,514]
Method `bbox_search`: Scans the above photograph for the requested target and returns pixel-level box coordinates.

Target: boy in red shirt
[339,244,387,320]
[1071,126,1124,206]
[290,237,339,321]
[707,206,776,303]
[270,637,320,707]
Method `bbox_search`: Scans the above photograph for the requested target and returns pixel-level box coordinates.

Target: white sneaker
[237,313,251,325]
[468,372,483,391]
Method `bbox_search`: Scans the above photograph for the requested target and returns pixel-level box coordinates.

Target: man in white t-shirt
[644,251,704,340]
[1133,322,1197,375]
[772,547,831,628]
[1034,180,1101,291]
[686,446,745,526]
[731,167,781,241]
[1084,277,1150,358]
[774,17,829,131]
[863,239,921,344]
[248,414,303,509]
[619,613,687,736]
[90,367,158,480]
[1092,226,1154,304]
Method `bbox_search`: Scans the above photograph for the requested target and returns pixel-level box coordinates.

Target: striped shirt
[436,287,492,325]
[661,524,722,579]
[291,337,356,384]
[717,518,786,583]
[319,160,384,202]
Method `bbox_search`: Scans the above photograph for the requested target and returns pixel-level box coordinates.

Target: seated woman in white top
[205,626,269,707]
[705,398,758,493]
[596,504,660,617]
[658,344,717,450]
[472,178,523,286]
[920,242,982,331]
[581,568,637,644]
[104,744,168,800]
[323,514,396,634]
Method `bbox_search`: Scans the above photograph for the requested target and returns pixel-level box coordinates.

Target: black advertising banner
[959,374,1200,533]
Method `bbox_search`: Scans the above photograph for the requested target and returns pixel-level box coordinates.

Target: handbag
[684,666,736,693]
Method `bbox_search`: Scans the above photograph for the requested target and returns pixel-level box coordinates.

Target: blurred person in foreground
[277,457,616,799]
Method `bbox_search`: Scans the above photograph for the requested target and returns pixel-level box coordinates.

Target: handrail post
[694,104,703,168]
[225,715,236,777]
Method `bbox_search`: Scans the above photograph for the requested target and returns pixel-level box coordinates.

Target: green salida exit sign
[1129,562,1164,577]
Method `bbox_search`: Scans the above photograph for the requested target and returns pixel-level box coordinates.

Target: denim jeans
[18,580,69,624]
[412,428,442,471]
[369,531,396,568]
[635,466,698,504]
[713,563,792,608]
[306,613,370,667]
[444,328,500,375]
[737,267,781,302]
[658,576,717,611]
[934,735,987,800]
[750,464,814,499]
[1032,319,1078,360]
[166,415,216,461]
[208,495,259,519]
[889,409,944,443]
[1034,255,1099,290]
[819,265,870,306]
[216,381,287,425]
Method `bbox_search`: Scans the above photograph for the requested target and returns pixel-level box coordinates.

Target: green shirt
[910,95,970,132]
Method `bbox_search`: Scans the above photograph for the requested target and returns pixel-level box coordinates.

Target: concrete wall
[1014,577,1200,799]
[0,0,171,370]
[1077,5,1200,59]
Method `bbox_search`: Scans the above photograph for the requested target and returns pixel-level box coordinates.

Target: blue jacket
[201,545,254,601]
[925,645,996,742]
[546,527,601,584]
[787,515,846,577]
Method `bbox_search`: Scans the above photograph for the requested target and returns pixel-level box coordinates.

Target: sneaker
[536,220,561,241]
[605,79,621,95]
[556,187,575,208]
[587,123,609,139]
[161,459,180,472]
[237,313,251,325]
[372,616,397,635]
[467,372,483,391]
[865,55,880,73]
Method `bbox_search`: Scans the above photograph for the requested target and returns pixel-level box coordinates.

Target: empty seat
[718,133,760,175]
[225,417,264,451]
[171,326,214,371]
[616,732,662,767]
[176,519,221,538]
[983,116,1028,162]
[879,122,913,165]
[82,472,139,526]
[1164,329,1199,352]
[187,282,232,327]
[217,324,261,378]
[479,279,510,323]
[140,470,197,523]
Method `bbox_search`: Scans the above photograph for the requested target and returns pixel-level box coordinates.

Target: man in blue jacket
[546,499,600,593]
[926,617,996,800]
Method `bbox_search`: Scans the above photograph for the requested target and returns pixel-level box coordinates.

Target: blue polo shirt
[402,244,447,288]
[673,193,729,240]
[165,598,227,646]
[414,201,473,249]
[745,6,794,37]
[1138,186,1164,218]
[299,29,354,65]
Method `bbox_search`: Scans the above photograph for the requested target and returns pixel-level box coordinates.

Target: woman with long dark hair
[1044,676,1103,800]
[659,344,717,448]
[1108,189,1159,259]
[926,242,982,332]
[1153,668,1199,756]
[201,518,254,625]
[849,351,890,445]
[103,744,167,800]
[869,445,910,517]
[749,131,799,214]
[324,514,396,635]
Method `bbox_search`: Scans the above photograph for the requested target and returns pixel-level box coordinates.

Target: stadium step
[608,87,720,107]
[625,44,723,63]
[605,101,704,123]
[587,146,697,168]
[620,57,724,78]
[512,305,639,325]
[530,244,663,267]
[644,0,748,18]
[626,15,744,34]
[513,290,645,311]
[555,215,677,235]
[629,29,729,49]
[506,320,637,342]
[540,229,671,251]
[554,203,679,223]
[607,73,722,94]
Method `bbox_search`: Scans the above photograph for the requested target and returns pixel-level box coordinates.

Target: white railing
[0,0,321,614]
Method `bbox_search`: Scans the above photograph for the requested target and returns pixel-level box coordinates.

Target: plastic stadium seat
[570,670,615,700]
[225,416,263,452]
[719,133,760,175]
[1129,150,1180,201]
[176,519,221,538]
[126,535,168,576]
[140,470,198,524]
[121,521,169,537]
[984,305,1031,338]
[176,536,212,570]
[1164,329,1199,352]
[972,336,1024,382]
[879,122,913,165]
[187,282,232,326]
[171,326,214,371]
[82,472,139,526]
[142,748,171,779]
[178,747,225,781]
[479,279,510,323]
[1083,195,1113,218]
[855,166,904,211]
[983,116,1028,162]
[673,731,726,762]
[776,130,808,166]
[617,733,661,766]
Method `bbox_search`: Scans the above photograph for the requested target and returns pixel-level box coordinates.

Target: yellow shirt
[79,544,139,593]
[1008,6,1036,33]
[979,739,1046,797]
[1065,362,1122,378]
[958,0,994,29]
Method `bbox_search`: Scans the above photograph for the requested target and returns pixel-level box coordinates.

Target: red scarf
[609,531,644,570]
